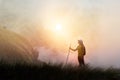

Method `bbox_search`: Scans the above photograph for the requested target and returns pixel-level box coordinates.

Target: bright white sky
[0,0,120,68]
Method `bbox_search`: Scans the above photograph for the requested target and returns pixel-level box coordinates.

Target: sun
[55,24,62,31]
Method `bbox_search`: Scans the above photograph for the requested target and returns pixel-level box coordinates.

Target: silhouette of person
[69,40,86,67]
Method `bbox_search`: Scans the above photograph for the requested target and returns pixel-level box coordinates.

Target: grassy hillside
[0,27,38,64]
[0,28,120,80]
[0,63,119,80]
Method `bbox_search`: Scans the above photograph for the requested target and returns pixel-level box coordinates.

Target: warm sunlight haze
[1,0,120,80]
[55,24,62,31]
[0,0,120,68]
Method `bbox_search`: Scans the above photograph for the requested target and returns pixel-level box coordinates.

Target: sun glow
[55,24,62,31]
[53,23,66,35]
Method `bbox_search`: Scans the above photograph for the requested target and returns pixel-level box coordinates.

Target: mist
[0,0,120,68]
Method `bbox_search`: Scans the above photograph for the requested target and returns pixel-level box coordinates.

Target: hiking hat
[78,40,83,43]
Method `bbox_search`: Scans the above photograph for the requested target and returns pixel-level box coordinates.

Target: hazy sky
[0,0,120,68]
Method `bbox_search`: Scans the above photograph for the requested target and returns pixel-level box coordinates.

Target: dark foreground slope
[0,63,120,80]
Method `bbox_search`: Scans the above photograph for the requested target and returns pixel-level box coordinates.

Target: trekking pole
[65,44,71,65]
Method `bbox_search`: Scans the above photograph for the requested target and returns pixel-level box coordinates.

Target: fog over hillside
[0,27,38,64]
[0,0,120,68]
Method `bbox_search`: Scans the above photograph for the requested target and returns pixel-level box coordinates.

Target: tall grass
[0,62,119,80]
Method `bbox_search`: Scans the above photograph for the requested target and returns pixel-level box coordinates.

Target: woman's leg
[81,56,85,66]
[78,56,82,67]
[78,56,85,67]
